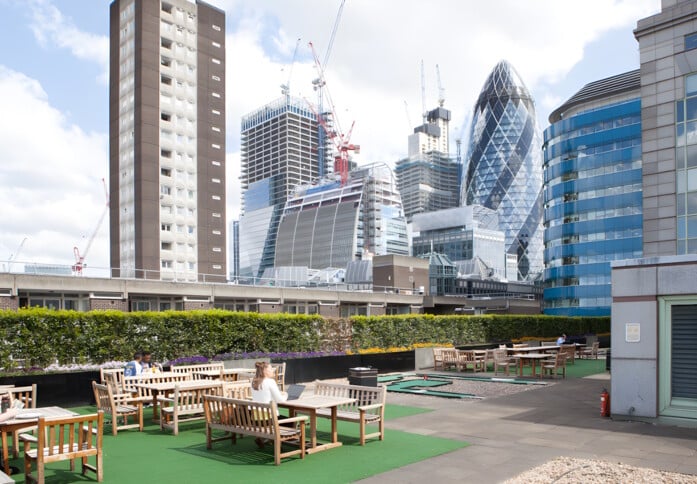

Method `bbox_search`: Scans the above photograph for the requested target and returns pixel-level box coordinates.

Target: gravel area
[504,457,697,483]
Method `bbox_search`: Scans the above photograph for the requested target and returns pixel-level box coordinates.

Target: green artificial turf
[7,404,464,483]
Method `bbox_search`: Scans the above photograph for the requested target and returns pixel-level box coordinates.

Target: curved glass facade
[543,99,642,316]
[462,60,544,280]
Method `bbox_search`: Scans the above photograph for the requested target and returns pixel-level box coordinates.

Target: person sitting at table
[556,333,567,346]
[0,407,19,422]
[251,362,288,449]
[124,352,143,377]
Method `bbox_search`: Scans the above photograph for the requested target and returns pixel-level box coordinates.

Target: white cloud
[0,66,109,271]
[27,0,109,84]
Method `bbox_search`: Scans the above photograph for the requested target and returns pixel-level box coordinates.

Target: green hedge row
[349,314,611,349]
[0,309,610,369]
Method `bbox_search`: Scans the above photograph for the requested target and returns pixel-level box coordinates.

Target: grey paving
[359,376,697,483]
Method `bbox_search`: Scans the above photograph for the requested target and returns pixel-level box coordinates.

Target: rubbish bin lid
[350,367,372,371]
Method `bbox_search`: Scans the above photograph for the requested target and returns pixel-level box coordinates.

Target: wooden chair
[456,350,485,372]
[158,384,222,436]
[21,411,104,484]
[493,348,514,376]
[541,352,567,379]
[92,382,143,436]
[581,341,600,359]
[441,349,459,371]
[171,362,224,378]
[99,368,124,389]
[221,381,252,400]
[271,363,286,391]
[433,348,445,370]
[8,384,37,458]
[559,344,576,365]
[203,396,307,465]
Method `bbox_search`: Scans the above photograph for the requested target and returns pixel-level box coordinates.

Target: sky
[0,0,660,274]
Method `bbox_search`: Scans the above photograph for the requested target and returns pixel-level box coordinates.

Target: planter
[0,371,100,407]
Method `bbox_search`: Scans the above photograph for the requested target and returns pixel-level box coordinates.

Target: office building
[109,0,226,281]
[274,163,409,269]
[411,206,507,279]
[238,96,328,278]
[229,219,239,281]
[396,106,460,221]
[543,70,642,316]
[462,60,544,281]
[612,0,697,423]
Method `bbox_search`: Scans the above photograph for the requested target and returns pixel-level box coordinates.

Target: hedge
[0,309,610,370]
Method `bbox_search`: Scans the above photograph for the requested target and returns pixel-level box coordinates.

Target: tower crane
[313,0,347,178]
[308,41,359,186]
[436,64,445,107]
[280,37,301,100]
[72,178,109,276]
[6,236,28,272]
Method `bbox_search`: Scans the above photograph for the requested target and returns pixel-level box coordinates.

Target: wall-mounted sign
[625,323,640,343]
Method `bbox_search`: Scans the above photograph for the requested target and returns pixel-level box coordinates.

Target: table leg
[1,430,9,475]
[309,409,317,449]
[518,358,524,377]
[531,360,537,378]
[331,406,338,444]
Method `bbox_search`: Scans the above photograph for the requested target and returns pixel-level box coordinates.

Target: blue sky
[0,0,659,271]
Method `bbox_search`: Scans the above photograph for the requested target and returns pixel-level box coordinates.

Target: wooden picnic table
[511,353,552,378]
[278,395,356,454]
[0,406,78,475]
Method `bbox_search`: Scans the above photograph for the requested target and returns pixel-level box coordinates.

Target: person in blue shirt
[124,352,143,377]
[556,334,567,346]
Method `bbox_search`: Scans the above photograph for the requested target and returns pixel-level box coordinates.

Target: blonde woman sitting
[251,361,288,448]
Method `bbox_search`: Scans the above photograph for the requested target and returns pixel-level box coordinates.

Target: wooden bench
[158,384,222,435]
[312,381,386,445]
[203,395,307,465]
[171,363,224,378]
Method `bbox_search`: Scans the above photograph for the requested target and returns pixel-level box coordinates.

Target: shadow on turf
[175,429,364,466]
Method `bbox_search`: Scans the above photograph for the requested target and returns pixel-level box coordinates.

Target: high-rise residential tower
[462,60,544,281]
[543,71,642,316]
[238,96,328,278]
[109,0,226,281]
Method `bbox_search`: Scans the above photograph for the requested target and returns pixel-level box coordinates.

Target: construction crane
[280,37,301,100]
[403,100,413,131]
[436,64,445,107]
[6,236,28,272]
[72,178,109,276]
[308,41,359,186]
[313,0,347,178]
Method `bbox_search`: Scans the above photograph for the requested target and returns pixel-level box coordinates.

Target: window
[212,230,221,235]
[161,242,172,250]
[212,143,221,149]
[162,2,173,14]
[686,33,697,51]
[161,260,172,269]
[161,223,171,231]
[160,185,171,195]
[161,57,172,67]
[212,92,221,98]
[212,247,222,252]
[212,41,221,48]
[211,161,221,166]
[212,24,221,31]
[161,112,171,122]
[212,212,221,218]
[160,149,172,158]
[211,58,221,65]
[211,195,221,200]
[211,178,221,183]
[211,109,220,115]
[212,126,221,132]
[212,264,222,270]
[211,75,221,82]
[161,38,172,49]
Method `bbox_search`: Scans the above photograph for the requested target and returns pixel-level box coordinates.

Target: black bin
[348,367,377,387]
[606,350,611,372]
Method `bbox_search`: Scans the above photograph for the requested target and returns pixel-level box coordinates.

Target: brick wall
[0,297,18,311]
[89,299,128,311]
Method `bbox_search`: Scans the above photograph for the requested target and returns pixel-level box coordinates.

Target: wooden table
[279,395,356,454]
[511,353,552,378]
[194,368,255,380]
[0,406,78,475]
[134,380,222,421]
[507,345,561,354]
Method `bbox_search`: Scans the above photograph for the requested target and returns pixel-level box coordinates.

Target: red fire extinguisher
[600,388,610,417]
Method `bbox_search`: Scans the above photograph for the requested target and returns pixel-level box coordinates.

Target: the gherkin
[462,60,543,280]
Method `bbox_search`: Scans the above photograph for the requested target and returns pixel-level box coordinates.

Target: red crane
[308,41,359,185]
[72,178,109,276]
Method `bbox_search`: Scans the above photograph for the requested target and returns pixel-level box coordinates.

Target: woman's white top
[251,377,287,404]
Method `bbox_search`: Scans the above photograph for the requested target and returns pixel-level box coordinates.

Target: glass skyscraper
[543,70,642,316]
[462,60,543,281]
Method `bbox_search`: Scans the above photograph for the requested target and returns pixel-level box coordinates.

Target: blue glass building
[462,60,544,281]
[543,70,642,316]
